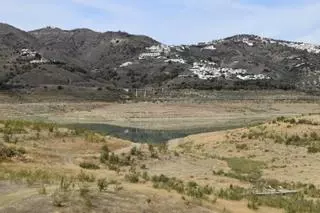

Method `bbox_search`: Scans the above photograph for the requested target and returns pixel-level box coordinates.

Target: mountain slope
[1,23,320,93]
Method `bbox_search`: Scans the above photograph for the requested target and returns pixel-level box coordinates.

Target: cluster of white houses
[139,44,171,60]
[18,49,49,64]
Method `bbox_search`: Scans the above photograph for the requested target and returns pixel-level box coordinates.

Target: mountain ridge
[1,23,320,95]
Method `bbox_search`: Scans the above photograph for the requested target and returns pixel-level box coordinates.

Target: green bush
[0,143,26,160]
[236,143,249,150]
[100,151,109,163]
[218,185,246,201]
[108,153,120,164]
[247,195,260,210]
[310,132,319,140]
[298,119,314,125]
[130,146,142,156]
[79,162,100,170]
[151,174,212,198]
[225,157,264,175]
[100,144,110,163]
[285,135,302,146]
[142,171,150,181]
[101,144,110,153]
[104,152,132,167]
[85,132,106,143]
[125,172,139,183]
[307,143,320,153]
[185,181,213,199]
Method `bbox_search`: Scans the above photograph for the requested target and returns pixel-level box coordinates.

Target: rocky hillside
[1,23,320,92]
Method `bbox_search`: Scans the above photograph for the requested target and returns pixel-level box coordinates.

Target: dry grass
[2,106,320,212]
[0,101,320,130]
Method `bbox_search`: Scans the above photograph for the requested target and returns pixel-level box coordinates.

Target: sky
[0,0,320,45]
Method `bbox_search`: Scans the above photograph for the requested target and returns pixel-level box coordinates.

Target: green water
[68,122,260,143]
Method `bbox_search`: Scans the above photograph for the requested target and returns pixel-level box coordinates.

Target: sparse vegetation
[0,142,26,161]
[85,132,106,143]
[2,107,320,213]
[77,170,96,182]
[235,143,249,150]
[100,144,110,163]
[97,178,109,192]
[79,162,100,170]
[218,185,246,201]
[225,157,264,176]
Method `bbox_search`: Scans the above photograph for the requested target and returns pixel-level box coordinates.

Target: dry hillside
[1,114,320,212]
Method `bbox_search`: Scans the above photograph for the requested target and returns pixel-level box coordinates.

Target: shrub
[307,143,320,153]
[101,144,109,152]
[3,133,12,143]
[79,162,100,170]
[142,171,150,181]
[285,135,302,146]
[151,174,213,197]
[114,182,123,191]
[125,172,139,183]
[152,174,170,183]
[108,153,120,164]
[148,144,154,153]
[0,143,26,160]
[298,119,314,125]
[100,145,110,163]
[59,177,73,192]
[185,181,213,199]
[150,151,159,159]
[310,132,319,140]
[157,142,169,153]
[103,152,132,167]
[100,151,109,163]
[236,144,249,150]
[48,124,55,133]
[107,164,120,172]
[247,195,259,210]
[218,185,246,201]
[186,182,204,199]
[85,132,106,143]
[52,189,69,207]
[77,171,95,182]
[38,184,47,195]
[130,146,142,156]
[274,135,285,144]
[97,178,109,192]
[287,118,296,124]
[148,144,160,158]
[152,175,185,194]
[52,177,73,207]
[276,116,286,122]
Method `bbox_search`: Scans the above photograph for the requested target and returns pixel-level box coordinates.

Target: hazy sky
[1,0,320,45]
